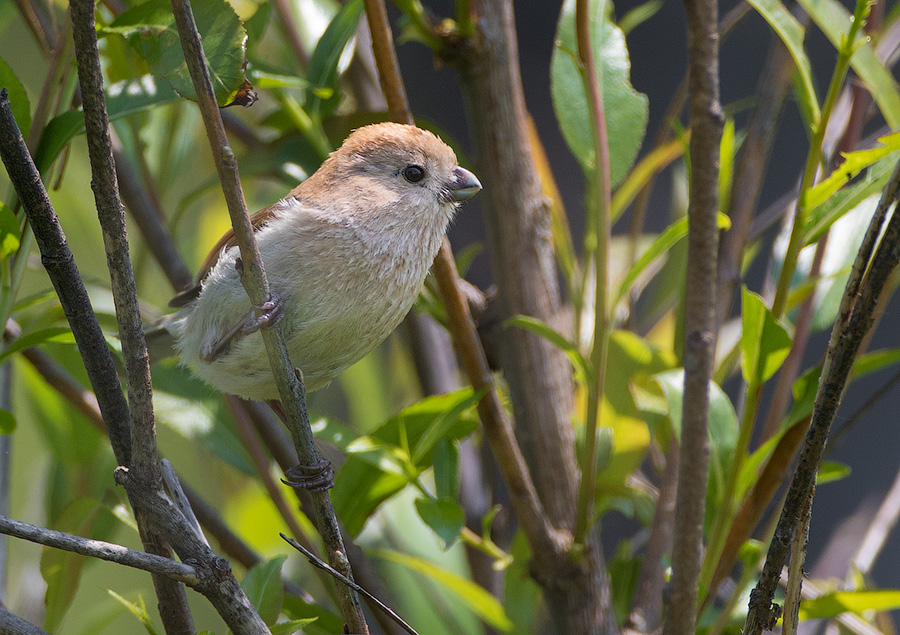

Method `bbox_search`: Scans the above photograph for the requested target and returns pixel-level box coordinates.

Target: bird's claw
[242,295,285,336]
[282,459,335,492]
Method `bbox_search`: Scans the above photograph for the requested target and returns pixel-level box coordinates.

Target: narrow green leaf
[817,461,851,484]
[0,409,15,434]
[505,315,591,383]
[796,0,900,128]
[0,57,30,138]
[785,365,821,427]
[746,0,820,126]
[719,118,736,216]
[370,548,514,631]
[616,213,731,305]
[0,327,75,366]
[800,589,900,619]
[270,619,318,635]
[617,0,663,36]
[106,0,248,106]
[740,287,792,385]
[853,348,900,379]
[433,440,459,501]
[551,0,649,187]
[415,498,465,549]
[0,202,20,258]
[241,556,287,625]
[804,132,900,211]
[305,0,363,118]
[106,591,160,635]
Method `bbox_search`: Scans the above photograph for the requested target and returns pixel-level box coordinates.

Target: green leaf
[617,0,663,36]
[106,0,248,106]
[800,589,900,619]
[415,498,465,549]
[853,348,900,379]
[35,77,180,172]
[0,409,15,434]
[106,591,160,635]
[241,556,287,625]
[505,315,591,384]
[817,461,850,485]
[0,201,20,258]
[432,439,459,501]
[244,1,271,49]
[332,389,479,535]
[796,0,900,128]
[804,132,900,211]
[746,0,820,126]
[551,0,649,187]
[785,365,820,427]
[305,0,363,118]
[370,548,514,631]
[0,56,31,138]
[652,370,738,528]
[615,213,731,305]
[740,287,792,385]
[270,619,318,635]
[0,327,75,366]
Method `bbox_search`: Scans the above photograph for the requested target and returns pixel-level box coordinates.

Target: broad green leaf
[746,0,820,126]
[615,213,731,305]
[0,202,20,258]
[370,548,514,631]
[741,287,792,385]
[332,389,479,535]
[244,1,271,49]
[415,498,465,549]
[785,365,820,428]
[0,56,31,137]
[0,409,14,434]
[106,591,160,635]
[551,0,649,188]
[505,315,591,384]
[241,556,286,625]
[800,589,900,619]
[0,327,75,366]
[653,369,738,527]
[283,595,343,634]
[106,0,248,106]
[796,0,900,128]
[804,155,900,246]
[433,440,459,501]
[41,499,106,632]
[35,77,180,172]
[804,133,900,211]
[818,461,850,484]
[305,0,363,118]
[853,349,900,379]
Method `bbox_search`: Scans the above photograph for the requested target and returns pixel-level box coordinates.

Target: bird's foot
[282,459,335,492]
[241,294,285,336]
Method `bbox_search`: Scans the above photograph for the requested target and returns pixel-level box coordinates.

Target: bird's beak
[446,166,482,202]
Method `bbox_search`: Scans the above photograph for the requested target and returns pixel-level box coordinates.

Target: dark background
[395,0,900,598]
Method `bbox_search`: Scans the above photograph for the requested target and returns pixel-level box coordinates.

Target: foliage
[1,0,900,632]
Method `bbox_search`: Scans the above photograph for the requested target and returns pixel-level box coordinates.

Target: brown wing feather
[168,202,284,308]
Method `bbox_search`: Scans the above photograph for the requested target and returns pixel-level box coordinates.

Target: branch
[744,159,900,635]
[0,606,51,635]
[167,0,368,630]
[0,514,201,584]
[662,0,723,632]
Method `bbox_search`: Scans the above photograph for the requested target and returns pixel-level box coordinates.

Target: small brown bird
[163,122,481,401]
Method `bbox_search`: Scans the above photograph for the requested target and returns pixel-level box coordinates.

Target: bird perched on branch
[153,122,481,401]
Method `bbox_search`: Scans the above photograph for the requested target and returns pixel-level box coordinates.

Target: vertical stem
[663,0,723,632]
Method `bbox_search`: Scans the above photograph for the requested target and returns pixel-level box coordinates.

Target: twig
[0,514,201,584]
[281,534,419,635]
[744,159,900,635]
[662,0,723,632]
[0,605,51,635]
[168,0,368,629]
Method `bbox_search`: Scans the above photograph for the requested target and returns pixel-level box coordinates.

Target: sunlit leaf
[505,315,591,384]
[818,461,851,484]
[370,548,514,631]
[800,589,900,619]
[741,287,792,385]
[551,0,648,187]
[853,349,900,379]
[106,0,248,106]
[0,201,20,258]
[0,56,31,137]
[106,591,160,635]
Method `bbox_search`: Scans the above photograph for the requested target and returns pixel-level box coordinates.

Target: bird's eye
[402,165,425,183]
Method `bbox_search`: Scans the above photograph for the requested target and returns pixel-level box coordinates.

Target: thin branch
[281,534,419,635]
[662,0,723,632]
[744,159,900,635]
[0,606,51,635]
[168,0,368,630]
[0,515,201,584]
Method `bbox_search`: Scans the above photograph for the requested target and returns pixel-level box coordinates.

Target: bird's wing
[168,201,283,308]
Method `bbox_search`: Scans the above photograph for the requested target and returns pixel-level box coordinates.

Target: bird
[155,122,481,401]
